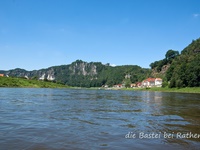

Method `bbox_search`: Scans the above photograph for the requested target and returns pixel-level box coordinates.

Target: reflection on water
[0,88,200,150]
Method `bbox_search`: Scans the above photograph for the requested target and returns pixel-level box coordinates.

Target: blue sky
[0,0,200,70]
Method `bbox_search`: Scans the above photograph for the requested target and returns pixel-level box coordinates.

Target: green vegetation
[0,76,68,88]
[123,87,200,94]
[166,38,200,88]
[49,60,150,87]
[1,38,200,90]
[150,37,200,89]
[150,49,179,72]
[0,60,150,88]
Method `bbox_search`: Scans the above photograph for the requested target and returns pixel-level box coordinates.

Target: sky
[0,0,200,70]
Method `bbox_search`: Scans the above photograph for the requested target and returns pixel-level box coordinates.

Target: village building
[130,83,136,88]
[0,74,4,77]
[102,85,108,88]
[113,84,125,88]
[136,82,142,88]
[142,78,162,87]
[155,78,162,87]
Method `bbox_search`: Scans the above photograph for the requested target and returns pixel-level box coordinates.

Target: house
[114,84,122,88]
[0,74,4,77]
[142,78,155,87]
[155,78,162,87]
[113,84,125,88]
[130,84,136,88]
[102,85,108,88]
[142,78,162,87]
[136,82,142,87]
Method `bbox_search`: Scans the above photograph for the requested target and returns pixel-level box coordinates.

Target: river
[0,88,200,150]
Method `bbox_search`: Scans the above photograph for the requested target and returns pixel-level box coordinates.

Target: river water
[0,88,200,150]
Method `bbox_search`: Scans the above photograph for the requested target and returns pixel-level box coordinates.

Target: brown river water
[0,88,200,150]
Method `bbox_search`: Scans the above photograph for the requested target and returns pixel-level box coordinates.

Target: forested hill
[2,38,199,88]
[166,38,200,88]
[0,60,150,87]
[150,37,200,88]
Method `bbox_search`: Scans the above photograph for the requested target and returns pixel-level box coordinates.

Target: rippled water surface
[0,88,200,150]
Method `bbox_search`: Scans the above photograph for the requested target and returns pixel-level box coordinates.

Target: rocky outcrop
[0,60,98,81]
[0,60,149,87]
[1,68,56,81]
[151,64,170,77]
[69,61,97,76]
[38,68,55,81]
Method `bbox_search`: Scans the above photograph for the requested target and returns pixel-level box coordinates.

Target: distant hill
[0,60,150,87]
[2,38,199,88]
[0,76,67,88]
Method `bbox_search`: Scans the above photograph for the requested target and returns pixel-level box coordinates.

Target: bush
[169,78,176,88]
[162,81,168,88]
[176,79,183,89]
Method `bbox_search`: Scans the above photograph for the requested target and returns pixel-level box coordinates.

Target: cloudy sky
[0,0,200,70]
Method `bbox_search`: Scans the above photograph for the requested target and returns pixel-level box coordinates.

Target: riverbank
[122,87,200,94]
[0,77,68,88]
[1,76,200,93]
[70,86,200,94]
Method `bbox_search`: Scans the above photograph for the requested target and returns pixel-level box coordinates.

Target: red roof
[136,82,142,86]
[155,78,162,80]
[143,78,155,82]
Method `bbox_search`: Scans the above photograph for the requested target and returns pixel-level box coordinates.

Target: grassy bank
[70,86,200,93]
[0,77,68,88]
[2,76,199,93]
[122,87,200,94]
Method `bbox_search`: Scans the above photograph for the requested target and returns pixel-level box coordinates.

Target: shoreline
[120,87,200,94]
[1,81,200,94]
[69,86,200,94]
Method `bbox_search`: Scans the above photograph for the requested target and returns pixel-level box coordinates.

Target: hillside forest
[0,38,200,88]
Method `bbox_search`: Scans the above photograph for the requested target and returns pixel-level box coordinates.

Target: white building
[142,78,162,87]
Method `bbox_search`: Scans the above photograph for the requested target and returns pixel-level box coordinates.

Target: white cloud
[110,64,117,67]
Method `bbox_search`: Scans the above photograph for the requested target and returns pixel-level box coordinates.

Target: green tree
[169,78,176,88]
[124,79,131,88]
[165,50,179,61]
[149,61,159,69]
[166,38,200,88]
[162,81,168,88]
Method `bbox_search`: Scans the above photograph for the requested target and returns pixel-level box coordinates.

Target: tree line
[150,38,200,88]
